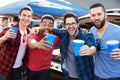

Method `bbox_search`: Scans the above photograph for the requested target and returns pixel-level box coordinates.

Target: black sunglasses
[96,39,101,50]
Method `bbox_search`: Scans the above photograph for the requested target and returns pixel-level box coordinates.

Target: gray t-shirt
[66,37,78,78]
[90,23,120,78]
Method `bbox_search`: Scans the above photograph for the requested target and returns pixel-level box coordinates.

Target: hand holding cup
[3,29,17,39]
[106,40,120,60]
[46,33,57,47]
[9,27,18,39]
[106,40,119,53]
[73,40,85,56]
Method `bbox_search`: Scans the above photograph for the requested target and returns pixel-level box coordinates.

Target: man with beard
[52,12,96,80]
[81,3,120,80]
[27,14,61,80]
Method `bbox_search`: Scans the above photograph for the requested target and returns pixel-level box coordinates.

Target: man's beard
[92,18,105,29]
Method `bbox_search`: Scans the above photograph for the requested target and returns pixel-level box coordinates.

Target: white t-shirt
[13,29,27,68]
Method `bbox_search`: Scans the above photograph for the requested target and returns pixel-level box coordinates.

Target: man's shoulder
[90,26,96,30]
[109,23,120,33]
[110,23,120,29]
[89,26,97,33]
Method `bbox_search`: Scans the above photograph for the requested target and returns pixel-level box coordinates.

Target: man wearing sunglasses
[88,3,120,80]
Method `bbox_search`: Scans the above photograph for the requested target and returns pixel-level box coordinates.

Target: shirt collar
[19,29,27,35]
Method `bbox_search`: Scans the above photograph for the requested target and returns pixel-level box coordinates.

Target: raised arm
[0,29,16,46]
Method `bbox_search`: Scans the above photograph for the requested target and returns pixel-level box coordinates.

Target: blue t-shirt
[90,23,120,78]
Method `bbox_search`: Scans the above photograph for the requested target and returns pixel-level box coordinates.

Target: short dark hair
[90,3,106,12]
[2,17,8,22]
[63,12,78,25]
[19,6,33,15]
[41,14,54,24]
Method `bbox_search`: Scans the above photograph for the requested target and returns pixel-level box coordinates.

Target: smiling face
[18,9,32,28]
[40,18,54,35]
[65,17,79,37]
[2,19,8,27]
[2,17,8,27]
[90,7,107,29]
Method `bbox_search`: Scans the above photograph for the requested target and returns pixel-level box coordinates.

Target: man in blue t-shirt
[81,3,120,80]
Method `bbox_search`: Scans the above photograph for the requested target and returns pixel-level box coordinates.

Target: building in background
[66,0,120,30]
[79,9,120,30]
[66,0,120,10]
